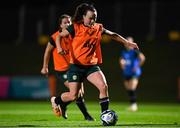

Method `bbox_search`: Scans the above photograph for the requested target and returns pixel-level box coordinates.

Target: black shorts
[67,64,101,82]
[55,70,68,83]
[123,75,139,80]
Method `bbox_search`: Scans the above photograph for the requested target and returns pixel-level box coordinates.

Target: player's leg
[56,64,87,119]
[55,82,81,119]
[51,71,80,119]
[124,77,139,111]
[50,71,69,117]
[61,64,84,102]
[60,74,94,120]
[76,83,94,121]
[50,71,70,118]
[61,82,81,102]
[87,70,109,113]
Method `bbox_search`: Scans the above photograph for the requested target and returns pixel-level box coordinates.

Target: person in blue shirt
[119,36,145,111]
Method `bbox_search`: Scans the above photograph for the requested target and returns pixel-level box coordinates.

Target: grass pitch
[0,101,180,128]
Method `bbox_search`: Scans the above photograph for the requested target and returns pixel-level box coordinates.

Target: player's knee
[99,83,108,92]
[69,94,78,101]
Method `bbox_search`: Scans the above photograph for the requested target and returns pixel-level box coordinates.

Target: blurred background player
[119,36,145,112]
[41,14,94,121]
[55,3,139,120]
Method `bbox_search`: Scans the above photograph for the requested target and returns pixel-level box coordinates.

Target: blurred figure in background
[119,36,145,112]
[41,14,94,121]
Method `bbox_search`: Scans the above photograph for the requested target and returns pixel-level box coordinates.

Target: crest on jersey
[72,75,77,80]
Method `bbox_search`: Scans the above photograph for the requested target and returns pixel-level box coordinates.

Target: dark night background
[0,0,180,102]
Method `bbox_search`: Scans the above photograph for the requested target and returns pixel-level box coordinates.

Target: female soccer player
[55,3,139,118]
[41,14,94,121]
[119,36,145,111]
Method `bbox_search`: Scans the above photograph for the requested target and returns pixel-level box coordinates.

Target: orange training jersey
[51,31,72,71]
[70,23,103,65]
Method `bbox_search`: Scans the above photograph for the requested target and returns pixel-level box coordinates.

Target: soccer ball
[100,110,118,126]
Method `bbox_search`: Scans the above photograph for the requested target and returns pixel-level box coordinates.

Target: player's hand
[41,67,48,77]
[125,41,139,50]
[60,50,67,55]
[57,48,67,55]
[57,47,63,54]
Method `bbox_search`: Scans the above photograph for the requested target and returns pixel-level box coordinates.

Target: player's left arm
[119,57,126,69]
[102,28,139,50]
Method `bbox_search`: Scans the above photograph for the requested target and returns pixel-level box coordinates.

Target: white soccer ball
[100,110,118,126]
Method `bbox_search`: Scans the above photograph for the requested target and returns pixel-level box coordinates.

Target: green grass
[0,101,180,128]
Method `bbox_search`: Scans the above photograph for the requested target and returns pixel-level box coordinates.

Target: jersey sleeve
[49,37,56,47]
[67,24,75,38]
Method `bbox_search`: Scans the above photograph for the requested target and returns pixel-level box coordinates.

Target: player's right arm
[41,42,54,76]
[56,29,70,55]
[138,52,146,66]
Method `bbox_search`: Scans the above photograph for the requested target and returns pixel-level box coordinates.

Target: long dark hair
[72,3,96,24]
[58,14,71,31]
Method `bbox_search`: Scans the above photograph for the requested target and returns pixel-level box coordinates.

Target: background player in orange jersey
[55,3,139,119]
[41,14,94,121]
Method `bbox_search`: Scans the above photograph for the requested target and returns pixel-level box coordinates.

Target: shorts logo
[63,74,67,79]
[72,75,77,80]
